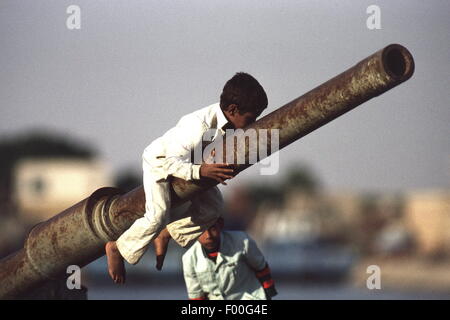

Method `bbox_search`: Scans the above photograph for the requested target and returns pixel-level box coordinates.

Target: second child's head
[220,72,268,129]
[198,217,224,251]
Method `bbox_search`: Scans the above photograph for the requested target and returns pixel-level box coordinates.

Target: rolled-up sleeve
[243,234,277,299]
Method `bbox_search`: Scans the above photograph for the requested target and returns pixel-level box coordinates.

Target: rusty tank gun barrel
[0,44,414,299]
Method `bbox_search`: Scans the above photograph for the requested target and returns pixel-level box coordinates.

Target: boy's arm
[182,254,208,300]
[244,235,278,299]
[158,116,205,181]
[254,263,277,299]
[152,115,235,183]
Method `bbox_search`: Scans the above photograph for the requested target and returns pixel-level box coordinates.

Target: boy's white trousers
[116,166,224,265]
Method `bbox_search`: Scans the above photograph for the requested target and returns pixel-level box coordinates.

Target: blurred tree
[247,183,284,208]
[115,170,141,193]
[281,165,320,195]
[246,164,321,208]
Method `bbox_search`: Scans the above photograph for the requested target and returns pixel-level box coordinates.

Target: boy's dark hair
[220,72,268,114]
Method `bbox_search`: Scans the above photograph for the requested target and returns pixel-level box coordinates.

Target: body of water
[86,282,450,300]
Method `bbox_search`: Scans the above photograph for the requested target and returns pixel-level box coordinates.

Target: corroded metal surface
[0,44,414,299]
[0,187,124,299]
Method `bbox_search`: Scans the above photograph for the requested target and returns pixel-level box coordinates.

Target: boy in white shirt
[106,72,268,283]
[182,217,277,300]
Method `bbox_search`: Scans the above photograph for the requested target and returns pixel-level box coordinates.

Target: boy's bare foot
[154,228,171,271]
[105,241,126,284]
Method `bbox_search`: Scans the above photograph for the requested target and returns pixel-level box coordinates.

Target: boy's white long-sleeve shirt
[116,103,229,263]
[142,102,229,182]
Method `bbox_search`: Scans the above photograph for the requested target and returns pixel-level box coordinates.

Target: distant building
[248,189,412,252]
[320,191,362,227]
[12,158,112,222]
[249,191,359,244]
[404,190,450,257]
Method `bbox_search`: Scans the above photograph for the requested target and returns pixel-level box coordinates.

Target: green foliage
[282,165,320,194]
[247,165,320,207]
[115,170,141,193]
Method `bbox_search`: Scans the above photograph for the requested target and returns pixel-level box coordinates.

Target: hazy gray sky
[1,0,449,193]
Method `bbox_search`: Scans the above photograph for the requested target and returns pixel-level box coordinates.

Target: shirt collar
[200,231,224,259]
[197,232,227,270]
